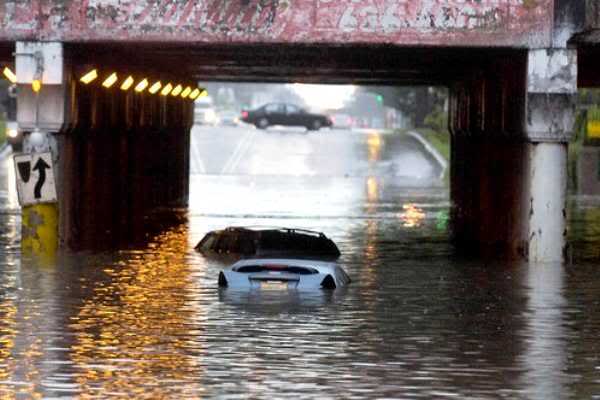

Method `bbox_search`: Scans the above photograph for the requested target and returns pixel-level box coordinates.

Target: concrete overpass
[0,0,596,261]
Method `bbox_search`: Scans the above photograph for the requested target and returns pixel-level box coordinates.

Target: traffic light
[376,94,383,105]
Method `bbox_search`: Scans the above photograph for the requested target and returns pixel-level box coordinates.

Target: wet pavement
[0,125,598,398]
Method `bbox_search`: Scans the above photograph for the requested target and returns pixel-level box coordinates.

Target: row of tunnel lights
[79,69,207,100]
[1,66,207,101]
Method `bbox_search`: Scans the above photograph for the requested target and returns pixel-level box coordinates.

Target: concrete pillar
[14,42,194,251]
[16,42,66,259]
[449,53,530,260]
[449,48,576,262]
[527,143,568,261]
[60,67,194,250]
[525,48,577,262]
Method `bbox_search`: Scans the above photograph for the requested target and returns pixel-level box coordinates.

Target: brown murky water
[0,129,599,399]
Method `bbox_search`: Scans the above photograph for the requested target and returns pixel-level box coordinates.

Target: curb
[405,130,448,180]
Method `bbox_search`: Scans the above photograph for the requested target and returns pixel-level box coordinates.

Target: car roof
[230,258,339,273]
[221,226,326,237]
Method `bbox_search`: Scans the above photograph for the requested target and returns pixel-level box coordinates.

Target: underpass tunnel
[43,45,197,250]
[12,42,576,261]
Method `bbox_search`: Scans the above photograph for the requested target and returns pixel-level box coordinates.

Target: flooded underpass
[0,122,599,398]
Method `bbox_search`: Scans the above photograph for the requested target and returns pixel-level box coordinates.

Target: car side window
[285,105,300,114]
[265,104,281,114]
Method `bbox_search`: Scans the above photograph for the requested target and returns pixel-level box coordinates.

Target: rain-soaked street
[0,124,599,399]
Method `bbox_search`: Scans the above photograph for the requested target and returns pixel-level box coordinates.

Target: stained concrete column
[449,49,576,262]
[16,42,67,259]
[525,49,577,262]
[449,53,529,260]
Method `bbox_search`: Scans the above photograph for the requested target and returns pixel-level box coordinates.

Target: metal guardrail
[405,130,448,180]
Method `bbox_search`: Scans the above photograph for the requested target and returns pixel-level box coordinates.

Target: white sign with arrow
[13,152,57,206]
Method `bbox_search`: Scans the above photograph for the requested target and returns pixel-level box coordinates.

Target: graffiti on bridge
[0,0,552,45]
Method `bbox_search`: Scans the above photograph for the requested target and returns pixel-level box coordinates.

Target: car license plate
[260,280,288,290]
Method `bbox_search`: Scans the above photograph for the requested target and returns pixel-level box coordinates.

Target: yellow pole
[21,203,58,261]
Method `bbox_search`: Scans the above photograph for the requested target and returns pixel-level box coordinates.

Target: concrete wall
[58,72,193,250]
[0,1,552,47]
[449,52,529,259]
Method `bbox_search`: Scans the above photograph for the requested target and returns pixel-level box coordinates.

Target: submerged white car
[218,258,351,290]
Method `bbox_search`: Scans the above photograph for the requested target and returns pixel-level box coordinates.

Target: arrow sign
[13,152,57,206]
[33,157,50,199]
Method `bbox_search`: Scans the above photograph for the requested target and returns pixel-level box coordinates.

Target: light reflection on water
[0,138,599,397]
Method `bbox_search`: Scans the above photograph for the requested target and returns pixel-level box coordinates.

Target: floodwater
[0,127,599,399]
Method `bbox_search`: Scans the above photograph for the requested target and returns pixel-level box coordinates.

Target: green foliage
[360,86,447,127]
[0,117,5,145]
[424,107,447,134]
[588,106,600,122]
[567,89,600,191]
[578,88,600,106]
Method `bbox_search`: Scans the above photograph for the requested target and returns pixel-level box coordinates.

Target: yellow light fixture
[160,83,173,96]
[171,84,182,96]
[134,78,149,93]
[189,88,200,100]
[120,76,134,91]
[32,79,42,93]
[102,72,118,88]
[180,86,192,98]
[198,89,208,98]
[80,69,98,84]
[2,67,16,84]
[148,81,162,94]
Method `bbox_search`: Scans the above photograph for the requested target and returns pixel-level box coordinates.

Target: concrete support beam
[60,78,193,250]
[525,49,577,143]
[16,41,66,259]
[16,42,66,132]
[528,143,568,262]
[525,48,576,262]
[449,48,576,262]
[16,42,194,251]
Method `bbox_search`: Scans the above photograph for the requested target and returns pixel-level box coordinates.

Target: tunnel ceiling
[66,43,525,86]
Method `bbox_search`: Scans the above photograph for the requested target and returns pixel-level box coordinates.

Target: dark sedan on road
[240,103,332,131]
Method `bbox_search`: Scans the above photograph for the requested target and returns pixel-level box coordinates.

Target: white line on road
[221,130,257,175]
[189,136,206,174]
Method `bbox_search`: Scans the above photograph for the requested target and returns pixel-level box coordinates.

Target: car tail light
[241,111,249,119]
[321,274,336,289]
[218,272,228,287]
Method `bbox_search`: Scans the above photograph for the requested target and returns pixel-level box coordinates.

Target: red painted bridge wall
[0,0,552,47]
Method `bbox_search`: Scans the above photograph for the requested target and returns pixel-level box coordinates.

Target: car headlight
[206,110,216,122]
[6,128,18,138]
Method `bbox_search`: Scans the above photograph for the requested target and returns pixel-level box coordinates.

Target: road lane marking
[221,130,257,174]
[189,136,206,174]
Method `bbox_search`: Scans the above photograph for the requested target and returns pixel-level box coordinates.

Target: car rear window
[234,265,318,275]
